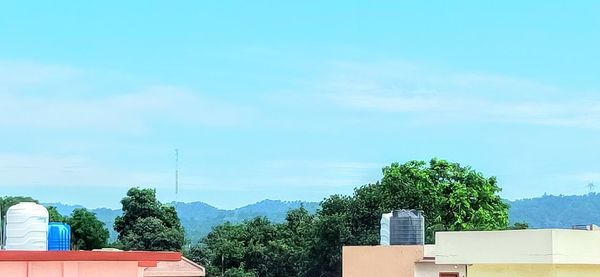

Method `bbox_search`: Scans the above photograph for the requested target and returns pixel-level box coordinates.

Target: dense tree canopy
[190,159,511,277]
[367,159,509,243]
[189,209,315,277]
[68,208,110,250]
[114,187,185,251]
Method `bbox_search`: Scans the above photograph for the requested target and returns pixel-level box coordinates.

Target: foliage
[114,187,185,251]
[378,159,509,241]
[306,196,352,277]
[190,159,510,277]
[223,267,256,277]
[48,206,68,222]
[68,208,110,250]
[508,222,529,230]
[189,208,317,277]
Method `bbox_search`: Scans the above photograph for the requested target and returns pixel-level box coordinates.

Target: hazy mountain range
[508,193,600,228]
[44,199,320,242]
[45,193,600,243]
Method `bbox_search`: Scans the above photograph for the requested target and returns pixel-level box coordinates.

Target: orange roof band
[0,251,182,267]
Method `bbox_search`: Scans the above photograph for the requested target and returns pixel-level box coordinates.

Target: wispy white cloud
[0,153,166,188]
[0,61,246,132]
[0,60,81,90]
[325,62,600,128]
[335,93,600,128]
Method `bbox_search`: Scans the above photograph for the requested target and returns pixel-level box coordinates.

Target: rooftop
[0,250,181,267]
[436,229,600,265]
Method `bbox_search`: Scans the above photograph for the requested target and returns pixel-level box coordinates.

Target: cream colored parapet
[435,229,600,265]
[552,229,600,264]
[423,244,436,258]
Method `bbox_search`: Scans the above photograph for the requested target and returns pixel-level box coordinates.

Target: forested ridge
[509,193,600,227]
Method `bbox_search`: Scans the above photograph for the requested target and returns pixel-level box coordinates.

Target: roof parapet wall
[436,229,600,265]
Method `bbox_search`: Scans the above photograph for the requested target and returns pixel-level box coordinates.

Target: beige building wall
[551,229,600,264]
[415,262,466,277]
[436,230,554,264]
[436,229,600,277]
[436,229,600,265]
[342,246,423,277]
[468,264,600,277]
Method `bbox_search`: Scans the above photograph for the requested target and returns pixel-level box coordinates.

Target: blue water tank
[48,222,71,251]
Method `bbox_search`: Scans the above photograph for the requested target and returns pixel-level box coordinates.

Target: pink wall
[0,261,141,277]
[343,245,424,277]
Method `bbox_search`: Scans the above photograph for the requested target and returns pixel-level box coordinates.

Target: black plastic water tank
[389,209,424,245]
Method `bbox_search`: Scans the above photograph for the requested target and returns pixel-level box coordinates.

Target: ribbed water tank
[379,212,392,245]
[389,209,424,245]
[5,202,49,250]
[48,222,71,251]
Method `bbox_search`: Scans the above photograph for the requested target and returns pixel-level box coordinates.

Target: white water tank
[380,212,392,245]
[5,202,49,250]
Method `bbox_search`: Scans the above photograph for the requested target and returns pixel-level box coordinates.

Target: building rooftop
[144,257,205,277]
[0,250,206,277]
[436,229,600,265]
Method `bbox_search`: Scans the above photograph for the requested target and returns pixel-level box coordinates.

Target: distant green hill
[44,199,320,243]
[44,193,599,243]
[508,193,600,228]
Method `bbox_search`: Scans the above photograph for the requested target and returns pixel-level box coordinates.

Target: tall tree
[378,159,509,240]
[275,207,314,276]
[68,208,110,250]
[306,195,352,277]
[114,187,185,251]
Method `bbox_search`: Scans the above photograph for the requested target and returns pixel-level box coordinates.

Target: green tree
[47,206,68,222]
[306,196,352,277]
[223,266,256,277]
[114,187,185,251]
[68,208,110,250]
[190,210,316,277]
[378,159,509,240]
[273,207,314,276]
[191,222,250,276]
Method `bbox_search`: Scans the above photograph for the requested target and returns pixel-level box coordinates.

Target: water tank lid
[10,202,39,207]
[392,209,423,217]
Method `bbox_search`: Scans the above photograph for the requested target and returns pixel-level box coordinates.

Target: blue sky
[1,1,600,209]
